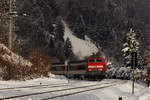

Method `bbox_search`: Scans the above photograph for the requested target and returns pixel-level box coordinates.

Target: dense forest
[0,0,150,65]
[0,0,150,81]
[13,0,150,64]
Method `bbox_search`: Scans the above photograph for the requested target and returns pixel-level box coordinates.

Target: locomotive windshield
[96,59,102,62]
[89,59,95,63]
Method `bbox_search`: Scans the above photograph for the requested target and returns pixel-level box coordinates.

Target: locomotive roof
[88,57,104,59]
[52,60,86,65]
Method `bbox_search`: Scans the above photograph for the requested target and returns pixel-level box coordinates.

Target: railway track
[0,80,124,100]
[0,80,85,91]
[41,84,115,100]
[40,80,126,100]
[0,79,97,91]
[0,82,70,91]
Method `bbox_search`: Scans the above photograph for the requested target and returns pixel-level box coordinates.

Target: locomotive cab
[86,58,106,76]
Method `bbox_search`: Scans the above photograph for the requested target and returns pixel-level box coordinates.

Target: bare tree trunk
[144,50,150,87]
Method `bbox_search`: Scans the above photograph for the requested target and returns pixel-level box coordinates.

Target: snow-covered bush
[106,67,132,79]
[105,66,146,81]
[116,67,132,79]
[0,44,51,80]
[0,43,32,80]
[105,67,118,79]
[134,68,147,82]
[49,73,67,80]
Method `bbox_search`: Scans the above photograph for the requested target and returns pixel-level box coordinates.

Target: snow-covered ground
[0,74,149,100]
[62,20,98,59]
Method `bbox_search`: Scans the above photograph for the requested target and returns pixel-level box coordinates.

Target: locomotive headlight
[88,66,95,68]
[98,69,102,71]
[97,66,103,68]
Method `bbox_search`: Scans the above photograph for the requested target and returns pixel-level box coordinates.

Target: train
[51,57,106,79]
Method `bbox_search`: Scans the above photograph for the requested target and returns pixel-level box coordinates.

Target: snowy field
[0,74,149,100]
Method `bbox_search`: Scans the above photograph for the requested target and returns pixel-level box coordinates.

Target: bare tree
[29,48,51,78]
[0,0,9,45]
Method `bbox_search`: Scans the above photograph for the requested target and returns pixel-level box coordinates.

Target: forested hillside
[14,0,150,64]
[0,0,150,82]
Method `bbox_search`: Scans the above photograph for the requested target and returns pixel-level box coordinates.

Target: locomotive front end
[86,58,105,76]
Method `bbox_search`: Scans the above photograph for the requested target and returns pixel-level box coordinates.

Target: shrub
[29,48,51,78]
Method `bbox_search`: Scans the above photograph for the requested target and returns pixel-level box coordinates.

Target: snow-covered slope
[0,43,32,67]
[62,20,98,59]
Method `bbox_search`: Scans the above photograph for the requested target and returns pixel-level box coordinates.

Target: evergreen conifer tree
[122,28,140,68]
[64,37,73,60]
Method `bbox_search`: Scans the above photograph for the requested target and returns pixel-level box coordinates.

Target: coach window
[96,59,102,62]
[89,59,95,63]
